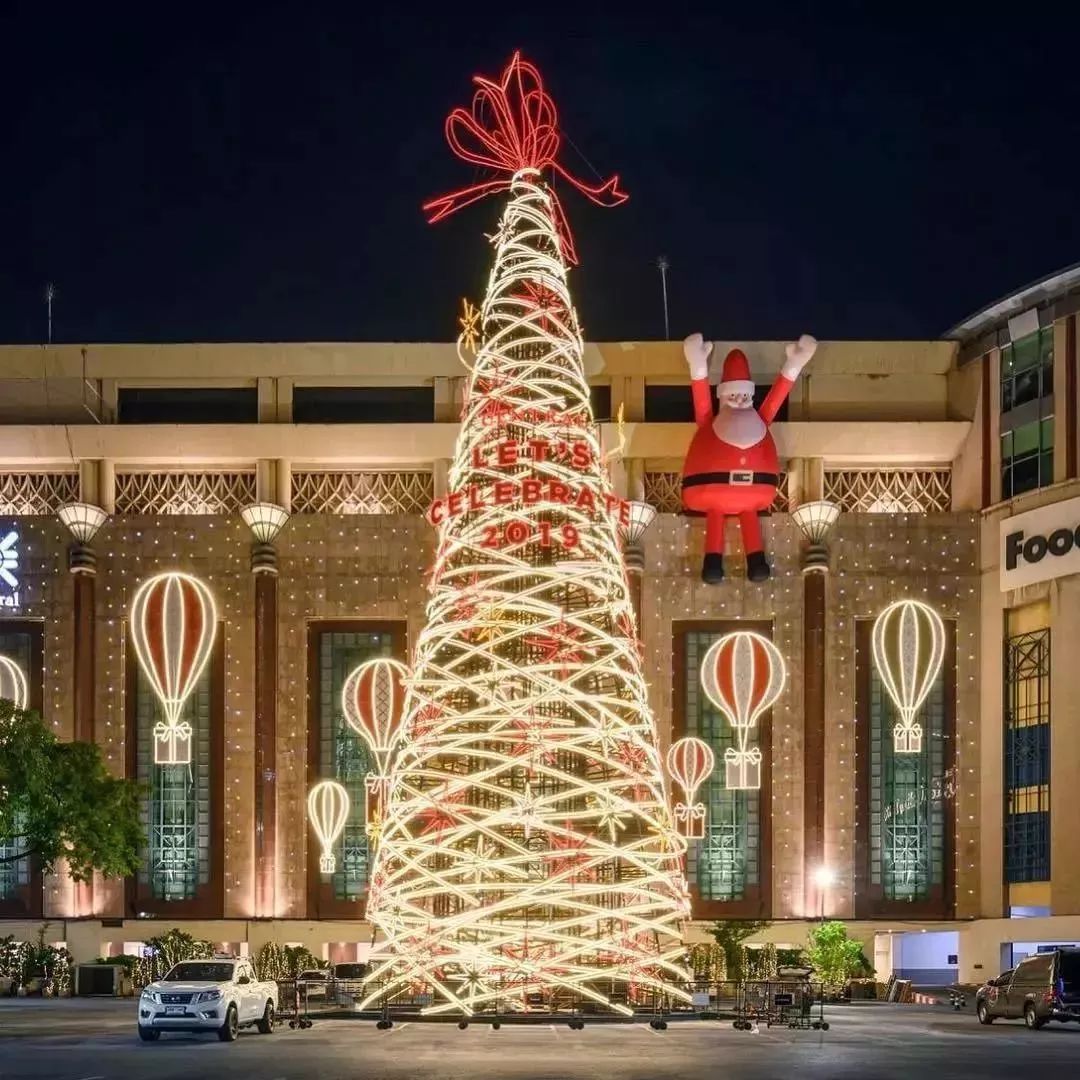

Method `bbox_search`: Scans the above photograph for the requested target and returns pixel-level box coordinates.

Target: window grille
[318,631,395,901]
[683,630,759,902]
[135,666,212,901]
[115,472,256,515]
[0,473,78,516]
[291,471,433,515]
[824,469,951,513]
[1004,629,1050,882]
[868,664,946,901]
[0,630,32,899]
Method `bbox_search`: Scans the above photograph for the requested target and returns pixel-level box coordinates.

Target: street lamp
[791,499,840,574]
[57,502,109,574]
[618,500,656,575]
[240,503,291,575]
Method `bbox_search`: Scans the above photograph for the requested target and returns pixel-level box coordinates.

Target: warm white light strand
[363,174,689,1017]
[871,598,945,754]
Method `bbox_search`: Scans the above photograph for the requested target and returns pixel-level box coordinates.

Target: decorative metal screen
[644,472,789,515]
[824,469,951,513]
[291,471,434,515]
[1004,629,1050,883]
[318,630,395,900]
[683,630,760,901]
[135,665,212,901]
[0,473,79,516]
[115,472,256,515]
[868,663,946,901]
[0,630,32,899]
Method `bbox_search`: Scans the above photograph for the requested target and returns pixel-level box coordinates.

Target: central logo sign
[0,529,20,609]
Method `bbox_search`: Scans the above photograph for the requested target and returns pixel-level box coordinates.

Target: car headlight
[141,990,161,1004]
[195,989,222,1003]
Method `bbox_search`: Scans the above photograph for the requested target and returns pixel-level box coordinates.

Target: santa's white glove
[781,334,817,380]
[683,332,714,381]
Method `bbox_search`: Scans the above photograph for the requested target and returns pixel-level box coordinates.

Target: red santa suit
[682,348,796,563]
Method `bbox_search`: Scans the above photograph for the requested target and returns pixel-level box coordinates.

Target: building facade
[1,268,1079,982]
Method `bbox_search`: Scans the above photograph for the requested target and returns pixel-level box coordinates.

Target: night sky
[3,5,1079,345]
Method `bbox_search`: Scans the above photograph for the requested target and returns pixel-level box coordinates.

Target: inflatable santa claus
[681,332,817,584]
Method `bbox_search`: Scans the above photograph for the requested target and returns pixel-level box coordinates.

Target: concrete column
[277,460,292,512]
[988,349,1002,505]
[433,459,451,498]
[253,569,278,917]
[803,567,827,915]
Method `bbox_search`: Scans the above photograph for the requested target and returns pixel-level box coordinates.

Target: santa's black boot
[701,553,725,584]
[746,551,771,581]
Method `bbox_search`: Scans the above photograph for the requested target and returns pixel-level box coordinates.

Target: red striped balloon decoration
[699,631,786,791]
[0,654,28,711]
[666,736,715,839]
[129,571,218,765]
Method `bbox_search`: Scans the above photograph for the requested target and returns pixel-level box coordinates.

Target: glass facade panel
[868,662,946,901]
[1000,329,1054,498]
[1004,628,1050,883]
[683,630,760,902]
[135,665,212,902]
[319,631,394,901]
[0,630,32,900]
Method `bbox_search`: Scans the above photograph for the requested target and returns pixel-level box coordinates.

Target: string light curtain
[363,53,689,1018]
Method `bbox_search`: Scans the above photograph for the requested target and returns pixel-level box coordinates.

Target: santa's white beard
[712,405,766,449]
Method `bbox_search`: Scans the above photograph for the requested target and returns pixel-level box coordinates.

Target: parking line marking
[549,1023,560,1038]
[387,1022,409,1034]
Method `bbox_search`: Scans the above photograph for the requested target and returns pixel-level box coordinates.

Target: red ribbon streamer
[423,52,627,265]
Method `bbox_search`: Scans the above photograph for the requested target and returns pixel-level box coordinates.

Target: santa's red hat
[718,348,754,397]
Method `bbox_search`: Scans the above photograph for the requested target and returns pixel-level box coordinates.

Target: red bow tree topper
[423,52,627,265]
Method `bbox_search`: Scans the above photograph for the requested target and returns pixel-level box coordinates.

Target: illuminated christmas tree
[362,53,689,1018]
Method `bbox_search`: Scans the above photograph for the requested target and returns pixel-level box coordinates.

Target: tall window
[868,663,947,901]
[681,629,761,904]
[135,664,212,902]
[1004,629,1051,883]
[316,629,395,901]
[0,628,34,902]
[1001,328,1054,498]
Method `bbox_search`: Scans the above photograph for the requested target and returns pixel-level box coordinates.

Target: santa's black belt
[682,471,779,488]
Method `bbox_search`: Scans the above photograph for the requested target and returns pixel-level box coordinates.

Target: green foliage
[805,921,866,988]
[743,943,778,981]
[254,943,325,981]
[0,926,72,995]
[709,920,770,984]
[132,929,214,988]
[685,943,726,982]
[0,702,143,881]
[776,947,805,969]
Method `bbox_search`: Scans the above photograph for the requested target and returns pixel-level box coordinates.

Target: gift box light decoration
[341,657,411,828]
[666,736,715,839]
[700,631,786,791]
[0,654,28,710]
[129,571,219,765]
[871,598,945,754]
[308,779,351,874]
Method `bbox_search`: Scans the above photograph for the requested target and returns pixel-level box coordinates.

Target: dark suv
[976,949,1080,1029]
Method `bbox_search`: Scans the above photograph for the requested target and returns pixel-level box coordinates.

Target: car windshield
[163,962,236,983]
[334,963,367,979]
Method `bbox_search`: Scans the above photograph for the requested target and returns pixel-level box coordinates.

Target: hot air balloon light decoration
[308,780,351,874]
[129,571,219,765]
[666,737,715,838]
[700,631,786,791]
[341,657,411,828]
[0,654,28,710]
[871,599,945,754]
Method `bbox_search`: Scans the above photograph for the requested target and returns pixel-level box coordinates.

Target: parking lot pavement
[1,1001,1079,1080]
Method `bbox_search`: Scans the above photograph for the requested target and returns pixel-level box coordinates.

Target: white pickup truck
[138,957,277,1042]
